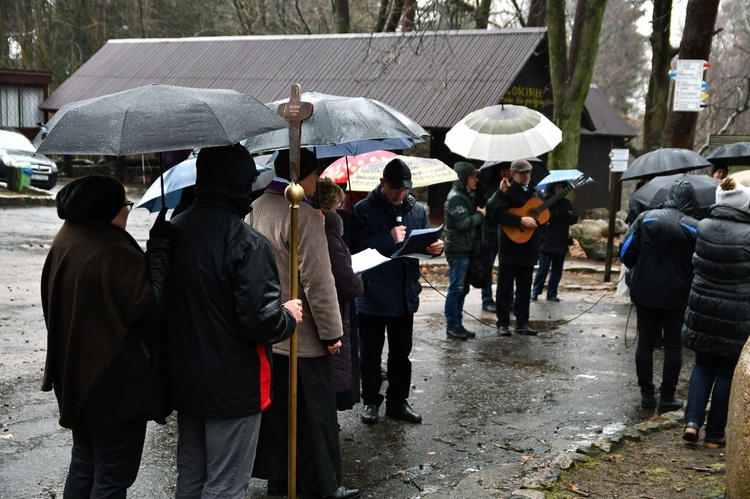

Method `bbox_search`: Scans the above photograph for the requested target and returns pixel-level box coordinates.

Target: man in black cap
[353,158,444,425]
[487,158,541,336]
[164,144,302,498]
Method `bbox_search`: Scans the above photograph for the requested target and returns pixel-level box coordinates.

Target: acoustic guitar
[502,175,589,244]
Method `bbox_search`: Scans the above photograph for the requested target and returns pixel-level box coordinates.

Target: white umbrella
[444,104,562,162]
[347,156,458,192]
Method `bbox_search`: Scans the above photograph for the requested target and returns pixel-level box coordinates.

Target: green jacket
[443,162,484,257]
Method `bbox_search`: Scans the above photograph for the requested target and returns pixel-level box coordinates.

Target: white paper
[351,248,391,274]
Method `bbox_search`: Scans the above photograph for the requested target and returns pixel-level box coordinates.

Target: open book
[391,225,443,258]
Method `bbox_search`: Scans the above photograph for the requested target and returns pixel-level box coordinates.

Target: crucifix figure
[277,84,313,183]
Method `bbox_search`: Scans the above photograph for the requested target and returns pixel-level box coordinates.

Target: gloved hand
[149,207,172,240]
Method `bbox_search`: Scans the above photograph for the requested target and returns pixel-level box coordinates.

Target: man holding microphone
[353,158,443,425]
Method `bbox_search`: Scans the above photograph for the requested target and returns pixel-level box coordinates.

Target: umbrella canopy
[135,155,273,212]
[313,137,421,159]
[705,142,750,167]
[478,157,549,189]
[243,92,429,154]
[536,169,595,192]
[347,156,458,192]
[629,173,719,220]
[620,148,712,181]
[444,104,562,162]
[34,84,288,156]
[320,150,398,184]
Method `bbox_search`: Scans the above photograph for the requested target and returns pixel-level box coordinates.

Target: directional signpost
[673,59,710,112]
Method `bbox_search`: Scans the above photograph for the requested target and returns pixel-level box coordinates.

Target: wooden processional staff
[276,83,313,498]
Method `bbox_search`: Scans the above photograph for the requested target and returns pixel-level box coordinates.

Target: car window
[0,131,36,153]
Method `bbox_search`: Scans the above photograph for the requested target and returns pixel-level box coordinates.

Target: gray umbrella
[705,142,750,167]
[243,92,429,154]
[34,84,288,156]
[620,148,712,181]
[629,173,719,219]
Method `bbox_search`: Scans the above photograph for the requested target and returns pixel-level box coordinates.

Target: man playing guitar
[486,159,540,336]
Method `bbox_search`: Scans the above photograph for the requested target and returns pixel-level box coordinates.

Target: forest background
[0,0,748,168]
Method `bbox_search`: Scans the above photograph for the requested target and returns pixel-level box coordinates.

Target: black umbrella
[705,142,750,167]
[243,92,429,154]
[478,157,549,189]
[629,173,719,219]
[34,84,288,156]
[620,148,712,181]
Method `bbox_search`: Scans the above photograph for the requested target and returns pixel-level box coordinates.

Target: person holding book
[353,158,443,425]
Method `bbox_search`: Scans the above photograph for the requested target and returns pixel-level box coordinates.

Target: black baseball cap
[382,158,413,189]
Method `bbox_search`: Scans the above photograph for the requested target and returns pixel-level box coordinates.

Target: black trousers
[64,422,147,498]
[359,313,413,408]
[496,263,533,327]
[635,305,684,399]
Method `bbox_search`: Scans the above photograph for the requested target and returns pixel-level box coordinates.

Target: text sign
[673,59,706,112]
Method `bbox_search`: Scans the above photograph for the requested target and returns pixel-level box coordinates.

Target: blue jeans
[532,250,565,299]
[685,351,737,441]
[445,256,471,329]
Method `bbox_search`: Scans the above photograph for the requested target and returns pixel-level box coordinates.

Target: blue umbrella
[136,154,273,212]
[536,169,594,192]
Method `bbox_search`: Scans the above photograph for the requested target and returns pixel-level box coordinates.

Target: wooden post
[604,171,622,282]
[276,84,313,499]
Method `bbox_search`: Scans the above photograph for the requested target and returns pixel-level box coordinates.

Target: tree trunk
[334,0,350,33]
[663,0,721,148]
[475,0,492,29]
[401,0,416,31]
[385,0,404,32]
[375,0,390,32]
[547,0,607,170]
[527,0,547,27]
[642,0,674,152]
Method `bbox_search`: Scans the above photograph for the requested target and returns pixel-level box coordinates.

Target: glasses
[123,200,134,211]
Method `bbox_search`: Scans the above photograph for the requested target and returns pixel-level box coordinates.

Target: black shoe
[546,296,561,302]
[482,302,497,312]
[459,325,476,338]
[324,486,362,499]
[640,395,656,410]
[658,397,683,412]
[683,422,699,443]
[497,325,511,336]
[530,294,538,301]
[361,404,379,424]
[514,324,538,335]
[446,327,468,340]
[385,401,422,423]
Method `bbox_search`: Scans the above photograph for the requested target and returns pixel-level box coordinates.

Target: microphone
[395,214,403,226]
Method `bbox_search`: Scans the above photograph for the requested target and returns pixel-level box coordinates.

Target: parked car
[0,128,59,190]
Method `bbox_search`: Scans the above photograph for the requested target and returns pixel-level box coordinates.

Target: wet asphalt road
[0,184,693,498]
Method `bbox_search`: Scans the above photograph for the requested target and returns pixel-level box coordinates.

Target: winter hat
[56,174,125,223]
[274,148,319,181]
[382,158,413,189]
[716,177,750,210]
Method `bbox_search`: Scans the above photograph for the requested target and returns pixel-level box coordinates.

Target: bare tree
[663,0,721,148]
[547,0,607,169]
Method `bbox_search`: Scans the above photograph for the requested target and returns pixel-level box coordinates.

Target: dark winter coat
[166,195,296,418]
[444,162,485,257]
[539,196,578,255]
[322,209,364,394]
[41,221,169,431]
[619,180,699,310]
[682,204,750,361]
[353,187,429,317]
[486,180,541,266]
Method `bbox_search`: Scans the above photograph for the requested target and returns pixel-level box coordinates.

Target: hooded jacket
[353,187,428,317]
[619,180,700,310]
[444,162,485,257]
[165,145,296,418]
[682,204,750,360]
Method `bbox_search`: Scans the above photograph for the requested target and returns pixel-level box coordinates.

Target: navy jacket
[353,187,428,317]
[619,180,699,310]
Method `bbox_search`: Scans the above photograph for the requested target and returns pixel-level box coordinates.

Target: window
[1,85,44,128]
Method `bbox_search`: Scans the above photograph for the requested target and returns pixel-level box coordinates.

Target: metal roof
[40,29,547,129]
[581,86,637,138]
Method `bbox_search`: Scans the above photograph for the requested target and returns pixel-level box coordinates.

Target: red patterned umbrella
[320,150,397,184]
